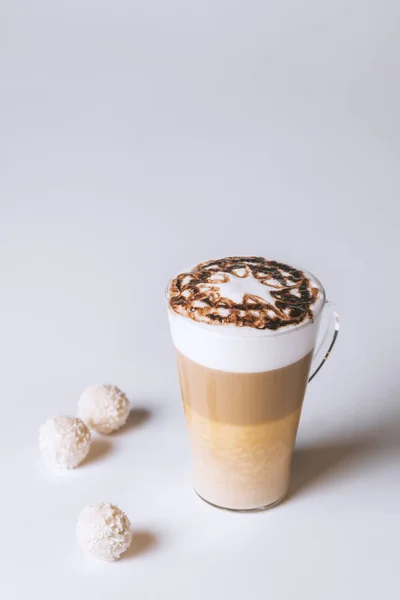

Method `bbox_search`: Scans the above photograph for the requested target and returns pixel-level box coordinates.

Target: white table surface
[1,1,399,598]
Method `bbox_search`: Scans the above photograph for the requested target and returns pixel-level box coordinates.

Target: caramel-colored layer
[176,350,312,425]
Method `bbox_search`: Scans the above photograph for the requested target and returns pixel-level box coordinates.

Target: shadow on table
[83,438,113,466]
[289,403,400,499]
[122,530,159,560]
[114,407,153,436]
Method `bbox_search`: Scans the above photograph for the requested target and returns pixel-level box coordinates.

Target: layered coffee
[167,257,325,510]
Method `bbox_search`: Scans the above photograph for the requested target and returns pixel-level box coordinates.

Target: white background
[1,1,399,598]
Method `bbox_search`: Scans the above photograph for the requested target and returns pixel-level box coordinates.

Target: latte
[167,257,325,510]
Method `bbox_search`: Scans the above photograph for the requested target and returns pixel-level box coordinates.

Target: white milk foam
[168,260,325,373]
[207,272,277,305]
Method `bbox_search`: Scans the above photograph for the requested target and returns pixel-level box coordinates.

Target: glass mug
[167,260,339,511]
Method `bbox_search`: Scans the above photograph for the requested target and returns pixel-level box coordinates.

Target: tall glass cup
[167,259,339,511]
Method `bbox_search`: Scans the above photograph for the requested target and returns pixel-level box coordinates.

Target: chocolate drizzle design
[169,256,320,331]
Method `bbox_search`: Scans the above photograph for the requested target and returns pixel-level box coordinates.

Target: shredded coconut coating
[39,416,91,468]
[76,502,132,561]
[77,384,131,434]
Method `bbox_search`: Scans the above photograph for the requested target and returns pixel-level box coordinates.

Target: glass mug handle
[308,301,340,383]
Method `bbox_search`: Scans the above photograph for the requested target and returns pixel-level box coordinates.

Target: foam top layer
[167,257,325,373]
[169,256,324,331]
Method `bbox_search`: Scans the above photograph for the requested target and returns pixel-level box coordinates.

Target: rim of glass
[165,259,327,339]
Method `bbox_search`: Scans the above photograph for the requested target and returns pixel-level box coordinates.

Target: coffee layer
[176,350,312,425]
[177,351,312,509]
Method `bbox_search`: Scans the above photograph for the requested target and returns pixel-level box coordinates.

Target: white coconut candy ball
[76,502,132,561]
[39,416,91,468]
[77,384,130,434]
